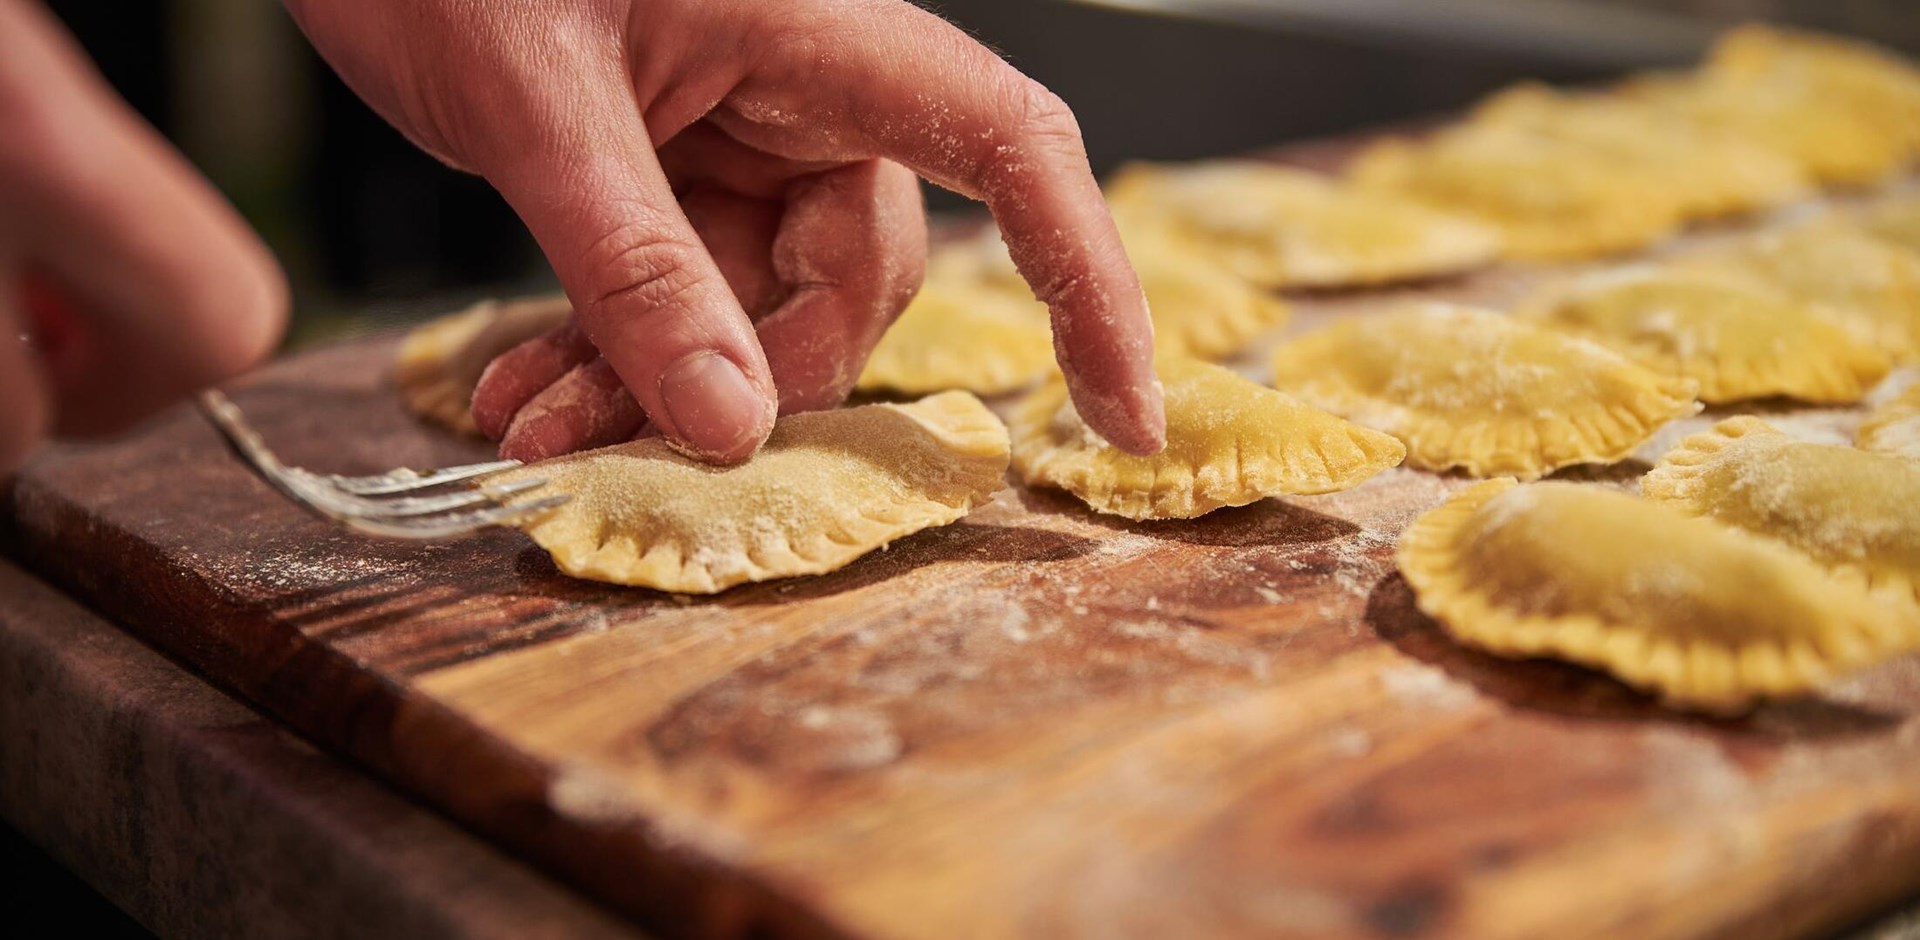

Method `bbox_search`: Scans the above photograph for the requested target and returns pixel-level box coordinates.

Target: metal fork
[195,389,569,538]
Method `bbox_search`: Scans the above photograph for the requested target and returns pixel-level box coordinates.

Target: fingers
[498,359,646,463]
[715,2,1163,452]
[0,0,287,436]
[678,187,785,320]
[663,126,925,412]
[486,111,776,464]
[755,159,925,413]
[471,322,598,440]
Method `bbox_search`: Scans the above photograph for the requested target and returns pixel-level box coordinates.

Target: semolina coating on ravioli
[1518,266,1889,403]
[1271,303,1700,480]
[1104,161,1502,288]
[1398,480,1920,713]
[1010,357,1404,520]
[497,392,1010,593]
[1644,416,1920,605]
[1675,223,1920,362]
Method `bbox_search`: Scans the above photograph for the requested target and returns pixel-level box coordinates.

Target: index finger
[714,3,1165,454]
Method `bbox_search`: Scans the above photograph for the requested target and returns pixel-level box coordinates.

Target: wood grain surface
[8,143,1920,940]
[0,561,642,940]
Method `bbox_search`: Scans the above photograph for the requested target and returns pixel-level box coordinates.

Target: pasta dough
[1518,266,1890,403]
[1643,416,1920,604]
[1858,196,1920,255]
[1270,303,1699,479]
[928,225,1290,360]
[1705,23,1920,155]
[855,281,1054,396]
[1010,357,1404,520]
[1470,83,1812,220]
[1859,383,1920,459]
[1398,479,1918,713]
[1676,224,1920,361]
[394,294,573,435]
[1104,161,1502,287]
[1619,70,1909,187]
[498,391,1010,593]
[1348,125,1685,261]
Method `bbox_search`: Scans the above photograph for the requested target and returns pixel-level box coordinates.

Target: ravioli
[1398,480,1919,713]
[394,294,574,435]
[498,391,1010,593]
[1859,383,1920,459]
[855,280,1054,396]
[1270,304,1699,479]
[929,225,1289,360]
[1009,357,1404,520]
[1705,23,1920,155]
[1468,82,1812,219]
[1518,266,1890,403]
[1859,197,1920,255]
[1620,70,1909,187]
[1644,416,1920,604]
[1104,161,1502,287]
[1676,224,1920,361]
[1347,125,1685,261]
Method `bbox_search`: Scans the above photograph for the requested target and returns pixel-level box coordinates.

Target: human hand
[0,0,288,472]
[284,0,1165,463]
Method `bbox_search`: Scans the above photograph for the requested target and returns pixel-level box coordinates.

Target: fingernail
[658,352,769,461]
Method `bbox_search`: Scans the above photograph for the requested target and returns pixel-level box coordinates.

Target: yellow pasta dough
[1858,383,1920,459]
[1398,479,1919,713]
[1270,303,1699,479]
[928,225,1289,360]
[855,280,1055,396]
[1518,266,1890,403]
[394,294,573,435]
[1104,161,1502,287]
[1858,196,1920,255]
[1347,125,1685,261]
[1706,23,1920,154]
[1620,70,1909,187]
[1009,357,1404,520]
[1643,416,1920,604]
[1676,224,1920,361]
[498,391,1010,593]
[1469,82,1812,219]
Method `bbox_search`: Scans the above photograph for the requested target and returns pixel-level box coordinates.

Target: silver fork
[196,389,569,538]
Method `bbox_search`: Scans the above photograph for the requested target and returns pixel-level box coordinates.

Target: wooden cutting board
[10,151,1920,940]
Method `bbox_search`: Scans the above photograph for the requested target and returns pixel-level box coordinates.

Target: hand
[284,0,1166,463]
[0,0,287,472]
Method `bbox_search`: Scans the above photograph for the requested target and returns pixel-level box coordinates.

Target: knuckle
[579,226,712,322]
[1010,82,1086,154]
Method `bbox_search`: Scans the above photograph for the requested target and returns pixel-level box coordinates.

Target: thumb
[488,125,777,464]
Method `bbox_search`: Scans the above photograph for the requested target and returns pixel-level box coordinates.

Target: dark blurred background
[40,0,1920,343]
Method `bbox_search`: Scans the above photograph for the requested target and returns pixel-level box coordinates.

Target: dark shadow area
[739,518,1099,599]
[1016,487,1362,548]
[0,822,152,940]
[1364,572,1903,739]
[1545,460,1654,485]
